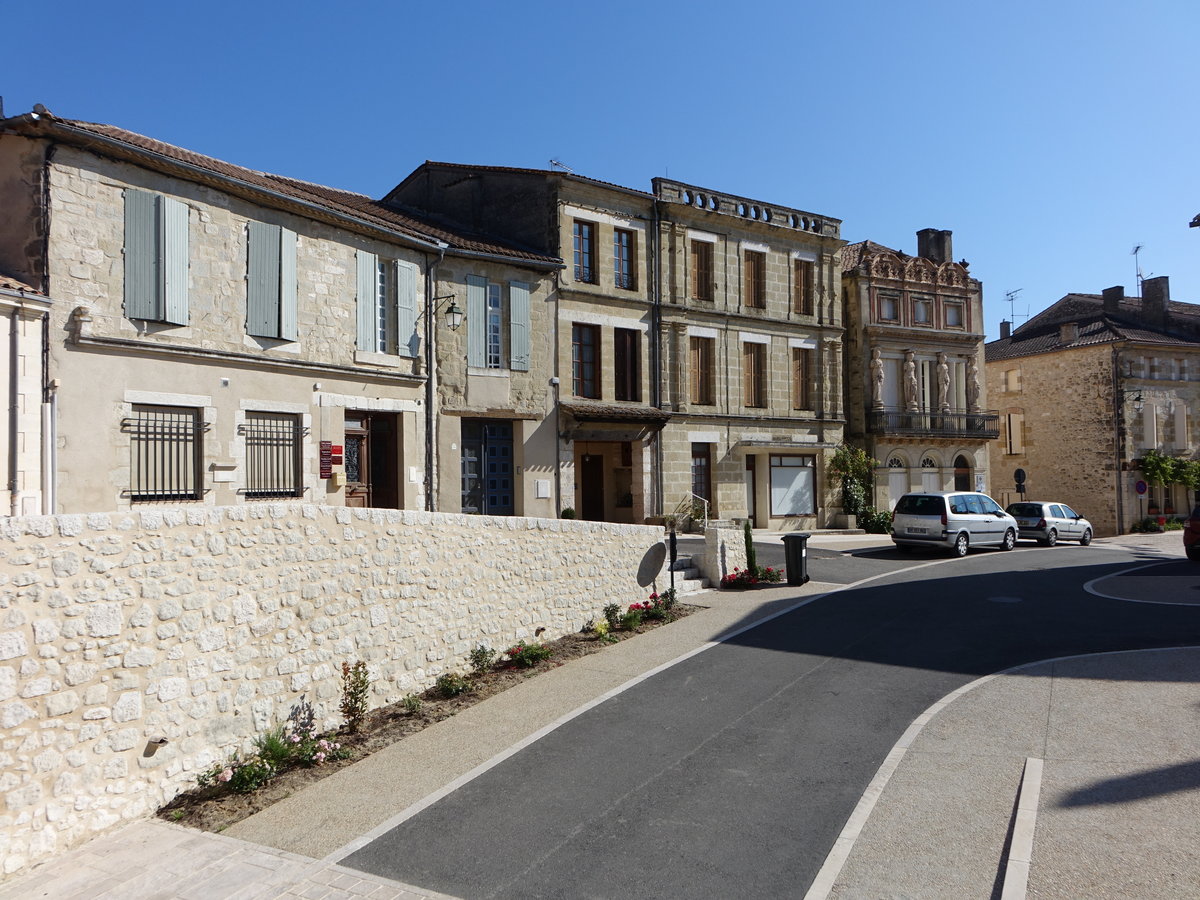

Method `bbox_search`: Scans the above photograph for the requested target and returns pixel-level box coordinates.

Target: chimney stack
[1101,285,1124,316]
[1141,276,1170,329]
[916,228,953,264]
[1000,320,1011,340]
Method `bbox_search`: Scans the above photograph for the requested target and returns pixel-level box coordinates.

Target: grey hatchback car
[891,491,1018,557]
[1005,501,1093,546]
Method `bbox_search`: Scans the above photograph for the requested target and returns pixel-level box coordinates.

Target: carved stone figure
[936,352,951,412]
[870,347,885,408]
[966,357,981,411]
[902,350,918,411]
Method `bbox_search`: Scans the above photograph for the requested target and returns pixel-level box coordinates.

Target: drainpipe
[552,267,562,515]
[650,199,663,518]
[424,246,446,512]
[8,310,20,515]
[1113,347,1124,533]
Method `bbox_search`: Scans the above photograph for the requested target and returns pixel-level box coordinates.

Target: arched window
[954,454,971,491]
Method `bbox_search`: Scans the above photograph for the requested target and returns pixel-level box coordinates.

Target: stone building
[653,179,846,528]
[841,230,995,509]
[0,274,51,515]
[0,109,560,516]
[389,165,848,528]
[985,277,1200,535]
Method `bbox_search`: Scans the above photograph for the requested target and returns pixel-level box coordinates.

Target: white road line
[1084,559,1196,605]
[326,554,962,865]
[1000,757,1044,900]
[803,645,1200,900]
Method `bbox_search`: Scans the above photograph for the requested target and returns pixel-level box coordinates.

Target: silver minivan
[891,491,1018,557]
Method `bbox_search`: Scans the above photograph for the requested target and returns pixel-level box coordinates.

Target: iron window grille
[124,405,206,501]
[241,412,305,499]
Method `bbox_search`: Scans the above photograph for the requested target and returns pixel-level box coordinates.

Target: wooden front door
[580,454,605,521]
[344,413,399,509]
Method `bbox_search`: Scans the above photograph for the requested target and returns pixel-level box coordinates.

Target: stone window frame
[911,294,934,327]
[877,290,900,323]
[944,300,965,329]
[119,390,216,508]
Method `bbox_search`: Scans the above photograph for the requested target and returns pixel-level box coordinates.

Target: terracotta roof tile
[0,273,41,294]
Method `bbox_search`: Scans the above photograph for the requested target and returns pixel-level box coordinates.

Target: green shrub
[435,672,473,698]
[602,603,621,631]
[560,507,576,519]
[340,660,371,733]
[253,724,294,769]
[469,644,496,677]
[744,521,757,572]
[858,506,893,534]
[505,642,553,668]
[620,609,643,630]
[402,694,422,714]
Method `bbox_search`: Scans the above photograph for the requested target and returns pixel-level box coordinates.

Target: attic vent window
[1060,322,1080,343]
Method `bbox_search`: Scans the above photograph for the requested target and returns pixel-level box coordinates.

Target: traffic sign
[1014,468,1027,485]
[1135,480,1147,495]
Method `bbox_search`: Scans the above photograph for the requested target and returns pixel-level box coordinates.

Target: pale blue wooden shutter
[247,222,280,337]
[396,260,418,357]
[279,227,297,341]
[356,250,377,351]
[509,281,530,371]
[124,189,159,320]
[466,275,487,367]
[161,196,190,325]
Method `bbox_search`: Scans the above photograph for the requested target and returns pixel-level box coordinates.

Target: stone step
[669,556,696,571]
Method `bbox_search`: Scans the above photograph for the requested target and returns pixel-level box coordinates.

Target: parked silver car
[891,491,1018,557]
[1005,501,1093,546]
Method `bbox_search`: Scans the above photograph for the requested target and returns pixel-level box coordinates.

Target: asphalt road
[342,542,1200,899]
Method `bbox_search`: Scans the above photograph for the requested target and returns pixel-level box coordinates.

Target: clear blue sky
[4,1,1196,340]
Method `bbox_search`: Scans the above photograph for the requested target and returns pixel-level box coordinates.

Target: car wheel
[1041,529,1057,547]
[1001,528,1016,551]
[952,533,969,557]
[1186,547,1200,562]
[1079,529,1092,546]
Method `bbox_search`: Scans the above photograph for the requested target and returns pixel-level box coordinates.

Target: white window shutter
[279,227,297,341]
[396,261,419,357]
[161,196,190,325]
[1143,404,1157,449]
[356,250,378,351]
[1175,404,1188,451]
[124,189,160,320]
[466,275,487,367]
[509,281,530,371]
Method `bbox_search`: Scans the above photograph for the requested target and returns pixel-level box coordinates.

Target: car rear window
[895,495,945,516]
[1007,503,1042,517]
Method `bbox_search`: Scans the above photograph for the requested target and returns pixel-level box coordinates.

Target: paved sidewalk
[2,531,1196,899]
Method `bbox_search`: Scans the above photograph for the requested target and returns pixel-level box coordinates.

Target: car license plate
[907,526,927,535]
[1018,519,1034,526]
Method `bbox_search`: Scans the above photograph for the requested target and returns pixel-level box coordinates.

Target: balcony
[868,407,1000,440]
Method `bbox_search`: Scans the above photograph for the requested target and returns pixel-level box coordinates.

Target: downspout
[1113,346,1124,533]
[40,311,55,515]
[9,310,20,515]
[424,246,446,511]
[552,268,562,515]
[650,199,663,518]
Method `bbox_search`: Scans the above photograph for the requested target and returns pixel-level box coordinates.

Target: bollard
[781,532,811,586]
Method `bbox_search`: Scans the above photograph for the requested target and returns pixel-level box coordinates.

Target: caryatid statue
[870,347,885,409]
[936,352,951,412]
[902,350,919,411]
[966,357,981,411]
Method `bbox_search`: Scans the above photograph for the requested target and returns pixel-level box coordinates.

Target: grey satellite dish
[636,542,668,588]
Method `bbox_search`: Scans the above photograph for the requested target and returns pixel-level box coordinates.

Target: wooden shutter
[466,275,487,367]
[396,260,419,357]
[162,196,190,325]
[356,250,377,351]
[509,281,530,371]
[124,189,160,320]
[246,221,281,337]
[279,227,297,340]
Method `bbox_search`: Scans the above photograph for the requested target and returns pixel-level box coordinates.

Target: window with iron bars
[242,412,304,498]
[125,404,204,501]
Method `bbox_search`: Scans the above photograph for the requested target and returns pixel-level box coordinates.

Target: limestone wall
[0,504,664,876]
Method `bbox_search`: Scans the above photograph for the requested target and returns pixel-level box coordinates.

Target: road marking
[1084,560,1199,605]
[325,554,962,866]
[803,645,1200,900]
[1000,757,1044,900]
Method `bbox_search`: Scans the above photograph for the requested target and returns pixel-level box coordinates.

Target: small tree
[829,445,879,517]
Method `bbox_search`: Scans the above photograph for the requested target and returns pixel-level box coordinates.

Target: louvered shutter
[247,222,281,337]
[279,228,297,341]
[396,260,419,357]
[356,251,377,351]
[509,281,530,371]
[124,189,160,320]
[162,196,190,325]
[466,275,487,367]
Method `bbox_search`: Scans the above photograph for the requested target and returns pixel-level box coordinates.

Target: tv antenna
[549,159,573,173]
[1005,288,1028,325]
[1131,244,1144,294]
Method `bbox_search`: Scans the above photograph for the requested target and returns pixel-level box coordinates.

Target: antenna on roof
[1005,288,1028,326]
[1131,244,1144,295]
[549,159,573,173]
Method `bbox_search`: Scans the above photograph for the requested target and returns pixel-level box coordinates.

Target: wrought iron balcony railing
[867,407,1000,439]
[614,271,636,290]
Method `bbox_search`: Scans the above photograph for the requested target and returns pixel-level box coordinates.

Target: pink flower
[217,767,233,783]
[314,752,326,763]
[290,734,301,744]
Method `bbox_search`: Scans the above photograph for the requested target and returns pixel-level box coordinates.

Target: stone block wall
[0,504,664,876]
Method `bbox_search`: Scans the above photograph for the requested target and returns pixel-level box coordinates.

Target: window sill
[355,351,407,368]
[467,367,511,378]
